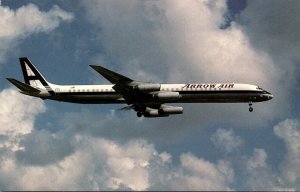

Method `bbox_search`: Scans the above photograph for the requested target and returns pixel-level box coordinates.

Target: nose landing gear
[249,102,253,112]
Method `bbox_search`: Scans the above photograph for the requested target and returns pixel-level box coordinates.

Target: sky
[0,0,300,190]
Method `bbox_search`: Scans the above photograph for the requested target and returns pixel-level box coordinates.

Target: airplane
[7,57,273,118]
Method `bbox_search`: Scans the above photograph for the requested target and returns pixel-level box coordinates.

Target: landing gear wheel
[137,111,143,117]
[249,107,253,112]
[248,102,253,112]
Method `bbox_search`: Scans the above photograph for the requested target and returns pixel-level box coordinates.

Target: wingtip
[89,64,99,68]
[6,78,14,82]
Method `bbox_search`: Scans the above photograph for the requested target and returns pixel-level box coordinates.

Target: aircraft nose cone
[261,93,273,100]
[268,94,273,100]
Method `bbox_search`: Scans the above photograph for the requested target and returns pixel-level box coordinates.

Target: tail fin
[19,57,55,96]
[20,57,49,87]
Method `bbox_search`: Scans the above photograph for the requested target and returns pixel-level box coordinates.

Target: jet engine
[159,105,183,114]
[153,92,181,101]
[143,105,183,117]
[144,107,169,117]
[134,83,161,92]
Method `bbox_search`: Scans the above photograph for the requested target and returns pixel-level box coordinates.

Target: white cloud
[0,94,234,190]
[240,120,300,191]
[274,119,300,188]
[82,0,282,127]
[243,148,278,190]
[0,3,73,63]
[1,91,299,190]
[211,128,243,153]
[246,148,267,171]
[0,88,45,150]
[170,153,234,190]
[0,135,236,190]
[2,1,300,191]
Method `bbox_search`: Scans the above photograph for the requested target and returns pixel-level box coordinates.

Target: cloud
[0,132,236,190]
[82,0,282,127]
[1,91,298,191]
[242,148,279,190]
[240,0,300,60]
[0,89,233,190]
[238,120,300,191]
[211,128,243,153]
[2,1,300,191]
[170,153,234,191]
[246,148,268,171]
[239,0,300,113]
[0,88,45,150]
[274,119,300,188]
[0,3,73,64]
[15,129,74,166]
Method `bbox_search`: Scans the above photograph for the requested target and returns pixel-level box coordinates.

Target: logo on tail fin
[19,57,55,96]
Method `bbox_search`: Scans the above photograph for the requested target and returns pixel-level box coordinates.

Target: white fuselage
[29,82,273,104]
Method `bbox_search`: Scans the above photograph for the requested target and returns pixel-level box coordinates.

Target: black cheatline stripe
[58,92,119,96]
[178,90,261,94]
[57,90,261,96]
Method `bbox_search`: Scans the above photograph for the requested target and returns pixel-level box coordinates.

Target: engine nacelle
[153,92,181,101]
[159,105,183,114]
[144,107,169,117]
[134,83,161,92]
[143,106,183,117]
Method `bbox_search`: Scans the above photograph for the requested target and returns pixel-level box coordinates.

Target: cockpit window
[256,86,263,90]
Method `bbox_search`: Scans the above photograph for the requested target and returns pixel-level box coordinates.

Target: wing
[90,65,183,117]
[89,65,132,84]
[90,65,138,103]
[90,65,160,104]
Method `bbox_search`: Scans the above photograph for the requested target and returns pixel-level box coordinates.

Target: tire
[137,111,143,117]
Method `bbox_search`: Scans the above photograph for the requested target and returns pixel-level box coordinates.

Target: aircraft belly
[44,91,266,104]
[49,94,126,104]
[178,92,264,103]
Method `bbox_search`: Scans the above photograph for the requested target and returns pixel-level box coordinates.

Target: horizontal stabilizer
[7,78,41,93]
[90,65,132,84]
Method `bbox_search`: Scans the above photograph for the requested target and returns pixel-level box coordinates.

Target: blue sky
[0,0,300,190]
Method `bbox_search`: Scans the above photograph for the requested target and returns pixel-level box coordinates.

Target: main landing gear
[134,104,146,117]
[249,102,253,112]
[137,111,143,117]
